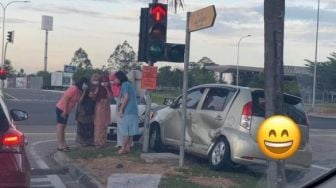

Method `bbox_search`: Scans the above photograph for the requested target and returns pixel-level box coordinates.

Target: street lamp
[312,0,320,110]
[236,34,251,86]
[0,1,30,69]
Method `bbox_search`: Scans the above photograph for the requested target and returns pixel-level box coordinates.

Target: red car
[0,98,30,188]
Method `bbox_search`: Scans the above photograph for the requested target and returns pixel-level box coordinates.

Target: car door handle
[215,115,223,121]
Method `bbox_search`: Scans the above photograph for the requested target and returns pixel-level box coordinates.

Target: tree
[72,68,104,83]
[69,48,92,69]
[107,40,140,73]
[17,68,26,77]
[188,57,216,87]
[168,0,184,13]
[4,59,15,77]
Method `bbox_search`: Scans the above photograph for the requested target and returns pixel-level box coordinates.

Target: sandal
[57,147,70,152]
[118,148,128,155]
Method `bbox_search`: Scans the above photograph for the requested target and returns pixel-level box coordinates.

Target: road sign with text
[141,66,158,90]
[189,5,216,32]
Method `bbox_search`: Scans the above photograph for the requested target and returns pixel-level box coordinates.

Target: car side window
[201,88,231,111]
[176,88,205,109]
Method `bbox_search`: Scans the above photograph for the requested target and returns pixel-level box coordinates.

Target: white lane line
[310,134,336,137]
[311,164,331,171]
[30,140,66,188]
[4,92,19,101]
[25,133,76,136]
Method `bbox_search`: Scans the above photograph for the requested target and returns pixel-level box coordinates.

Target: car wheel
[208,137,233,170]
[149,124,162,152]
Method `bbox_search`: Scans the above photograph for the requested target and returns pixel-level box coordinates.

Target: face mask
[82,83,88,90]
[91,81,99,85]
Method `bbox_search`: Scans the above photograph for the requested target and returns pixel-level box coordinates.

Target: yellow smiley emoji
[257,115,301,160]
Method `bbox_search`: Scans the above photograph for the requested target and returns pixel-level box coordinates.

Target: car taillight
[1,129,24,152]
[241,101,252,130]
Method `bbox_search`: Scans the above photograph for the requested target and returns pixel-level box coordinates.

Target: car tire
[149,124,162,152]
[208,137,233,170]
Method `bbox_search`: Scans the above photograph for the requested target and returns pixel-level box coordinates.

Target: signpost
[41,15,53,72]
[141,66,158,90]
[188,5,216,32]
[180,5,216,167]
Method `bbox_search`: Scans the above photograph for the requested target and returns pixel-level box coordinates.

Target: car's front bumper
[107,122,144,141]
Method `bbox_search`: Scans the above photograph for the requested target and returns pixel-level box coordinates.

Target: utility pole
[264,0,286,187]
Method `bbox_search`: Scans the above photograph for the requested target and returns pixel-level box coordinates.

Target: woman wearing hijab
[75,77,95,146]
[93,74,111,148]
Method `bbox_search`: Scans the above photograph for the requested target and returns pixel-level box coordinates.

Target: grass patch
[160,175,207,188]
[179,162,264,188]
[67,144,142,160]
[151,90,180,105]
[4,93,14,100]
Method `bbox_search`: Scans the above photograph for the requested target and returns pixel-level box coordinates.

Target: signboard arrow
[189,5,216,32]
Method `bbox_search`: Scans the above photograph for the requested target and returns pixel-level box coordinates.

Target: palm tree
[167,0,184,13]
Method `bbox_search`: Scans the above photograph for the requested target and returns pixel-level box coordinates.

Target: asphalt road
[5,88,76,126]
[3,88,336,187]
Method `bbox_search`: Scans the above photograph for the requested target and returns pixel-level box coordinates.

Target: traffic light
[147,3,167,62]
[0,69,7,80]
[138,8,149,62]
[165,43,185,63]
[7,31,14,43]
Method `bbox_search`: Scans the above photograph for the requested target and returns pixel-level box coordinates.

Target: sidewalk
[53,147,162,188]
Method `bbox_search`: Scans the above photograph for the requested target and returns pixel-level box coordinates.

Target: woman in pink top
[56,77,88,151]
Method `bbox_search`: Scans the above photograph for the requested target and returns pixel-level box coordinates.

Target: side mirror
[163,98,174,106]
[10,109,28,122]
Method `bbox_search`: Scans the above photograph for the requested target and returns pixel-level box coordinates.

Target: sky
[2,0,335,74]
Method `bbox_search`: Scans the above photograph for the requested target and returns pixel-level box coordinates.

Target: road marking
[25,133,76,136]
[30,140,66,188]
[310,134,336,137]
[311,164,331,171]
[4,92,19,101]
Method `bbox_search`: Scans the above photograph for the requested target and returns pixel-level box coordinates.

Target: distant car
[107,97,158,141]
[147,84,312,170]
[0,92,30,187]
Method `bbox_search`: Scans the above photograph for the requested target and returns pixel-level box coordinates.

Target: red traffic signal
[0,69,7,80]
[150,4,167,22]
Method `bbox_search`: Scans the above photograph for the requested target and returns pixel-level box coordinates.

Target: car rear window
[252,90,308,125]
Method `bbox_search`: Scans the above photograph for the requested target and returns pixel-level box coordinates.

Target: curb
[53,151,104,188]
[308,114,336,119]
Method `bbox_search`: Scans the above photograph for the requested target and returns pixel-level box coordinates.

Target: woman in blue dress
[114,71,139,154]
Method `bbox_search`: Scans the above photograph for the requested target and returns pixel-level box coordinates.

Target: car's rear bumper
[0,153,30,187]
[225,130,312,170]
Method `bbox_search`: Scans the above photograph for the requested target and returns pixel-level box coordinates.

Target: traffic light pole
[142,0,158,153]
[180,12,191,168]
[142,61,153,153]
[264,1,286,187]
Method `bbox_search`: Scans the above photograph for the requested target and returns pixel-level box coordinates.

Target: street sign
[141,66,158,90]
[64,65,77,73]
[41,15,53,31]
[189,5,216,32]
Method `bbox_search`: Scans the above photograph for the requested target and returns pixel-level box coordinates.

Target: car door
[162,88,206,146]
[189,87,236,153]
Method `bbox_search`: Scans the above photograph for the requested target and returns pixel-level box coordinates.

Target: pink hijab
[109,71,121,98]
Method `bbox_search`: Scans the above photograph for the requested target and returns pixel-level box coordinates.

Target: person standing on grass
[109,71,122,148]
[75,80,95,147]
[56,77,88,151]
[93,74,111,148]
[114,71,139,154]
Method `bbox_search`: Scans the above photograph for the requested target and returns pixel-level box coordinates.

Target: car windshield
[3,0,335,188]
